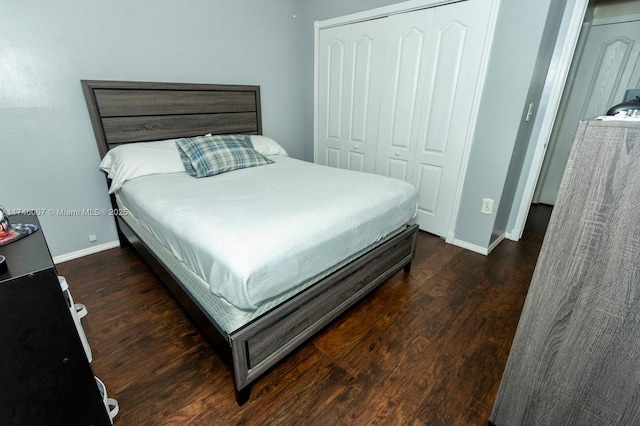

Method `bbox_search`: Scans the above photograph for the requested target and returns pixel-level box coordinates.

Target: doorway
[507,0,640,242]
[534,1,640,205]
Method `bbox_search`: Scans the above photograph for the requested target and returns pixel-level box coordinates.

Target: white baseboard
[53,240,120,264]
[451,238,489,255]
[452,232,505,256]
[487,233,505,254]
[505,229,520,242]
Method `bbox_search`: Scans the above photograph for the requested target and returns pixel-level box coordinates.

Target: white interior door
[317,20,386,172]
[535,18,640,205]
[411,0,493,237]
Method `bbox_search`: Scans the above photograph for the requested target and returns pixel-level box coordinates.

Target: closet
[315,0,497,237]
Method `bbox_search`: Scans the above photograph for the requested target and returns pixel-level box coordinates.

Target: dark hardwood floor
[56,205,552,425]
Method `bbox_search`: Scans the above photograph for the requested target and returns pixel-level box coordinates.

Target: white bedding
[117,156,417,310]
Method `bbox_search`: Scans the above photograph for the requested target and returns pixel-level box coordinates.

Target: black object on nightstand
[0,214,111,425]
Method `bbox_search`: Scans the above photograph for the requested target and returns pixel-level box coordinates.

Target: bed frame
[81,80,418,405]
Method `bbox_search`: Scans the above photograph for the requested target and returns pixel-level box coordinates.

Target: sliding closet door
[317,25,350,169]
[316,0,496,238]
[410,0,493,237]
[317,20,386,172]
[375,8,435,181]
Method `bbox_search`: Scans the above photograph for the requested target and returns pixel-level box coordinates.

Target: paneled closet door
[375,8,435,182]
[317,25,350,169]
[410,0,493,237]
[317,0,495,238]
[317,20,386,172]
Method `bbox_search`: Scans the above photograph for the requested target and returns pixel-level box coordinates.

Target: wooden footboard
[118,215,418,404]
[229,224,418,400]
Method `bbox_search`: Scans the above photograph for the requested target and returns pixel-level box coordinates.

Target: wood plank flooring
[56,205,551,425]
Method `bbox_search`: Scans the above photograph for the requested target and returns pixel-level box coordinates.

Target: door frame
[508,0,590,241]
[532,9,640,206]
[314,0,501,242]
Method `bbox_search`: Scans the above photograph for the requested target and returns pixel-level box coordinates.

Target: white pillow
[99,139,185,193]
[250,135,288,157]
[99,134,287,193]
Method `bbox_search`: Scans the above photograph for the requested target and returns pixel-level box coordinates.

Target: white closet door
[317,25,350,169]
[317,20,386,172]
[316,0,495,238]
[375,8,435,181]
[410,0,493,237]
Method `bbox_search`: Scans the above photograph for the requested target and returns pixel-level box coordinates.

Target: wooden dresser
[0,214,111,425]
[490,119,640,424]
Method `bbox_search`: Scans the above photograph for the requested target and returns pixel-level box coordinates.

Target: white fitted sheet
[118,206,405,333]
[117,156,417,310]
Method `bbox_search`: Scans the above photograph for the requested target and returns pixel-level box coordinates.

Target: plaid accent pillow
[176,134,274,178]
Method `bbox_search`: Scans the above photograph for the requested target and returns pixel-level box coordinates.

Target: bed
[81,80,419,405]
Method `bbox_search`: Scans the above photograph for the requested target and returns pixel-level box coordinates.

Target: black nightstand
[0,214,111,425]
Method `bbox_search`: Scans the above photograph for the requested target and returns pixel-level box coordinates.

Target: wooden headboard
[81,80,262,158]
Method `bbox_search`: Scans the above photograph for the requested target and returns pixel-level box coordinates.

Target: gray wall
[0,0,304,258]
[496,0,571,242]
[504,0,590,238]
[1,0,571,259]
[452,0,558,249]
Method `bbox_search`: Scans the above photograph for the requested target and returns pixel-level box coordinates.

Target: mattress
[117,155,418,311]
[118,206,406,334]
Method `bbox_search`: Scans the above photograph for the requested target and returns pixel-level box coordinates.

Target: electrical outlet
[481,198,494,215]
[88,233,97,242]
